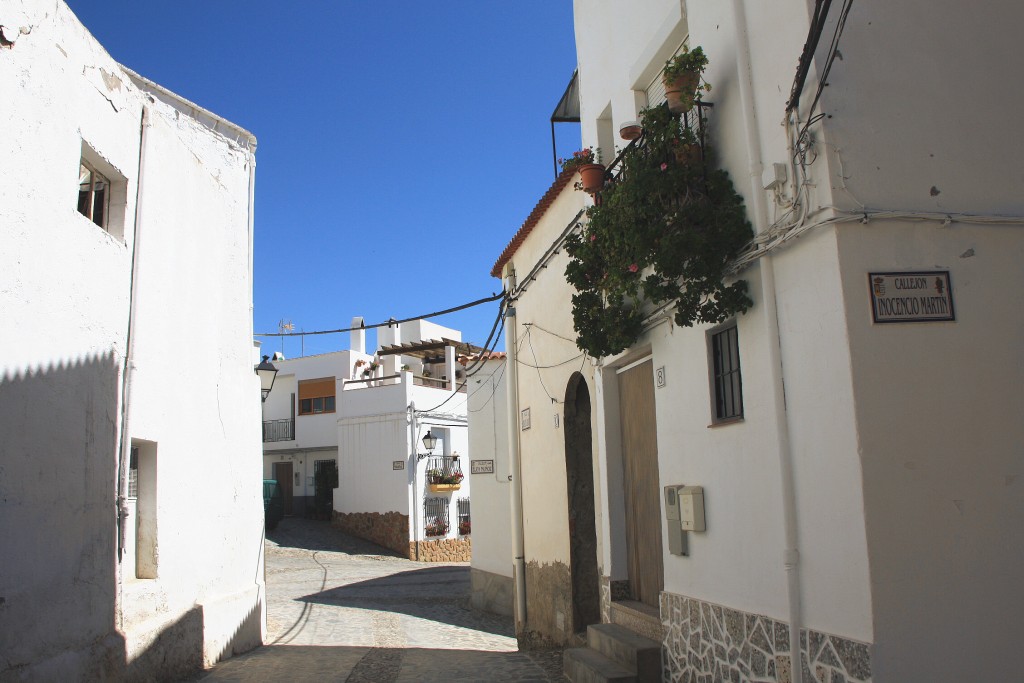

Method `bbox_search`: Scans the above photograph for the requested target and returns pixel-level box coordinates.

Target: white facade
[466,355,513,615]
[0,2,263,680]
[495,0,1024,680]
[259,322,474,559]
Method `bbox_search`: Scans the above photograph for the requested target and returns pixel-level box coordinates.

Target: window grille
[644,38,689,108]
[457,498,471,535]
[128,446,139,498]
[78,159,109,228]
[710,325,743,421]
[424,497,449,537]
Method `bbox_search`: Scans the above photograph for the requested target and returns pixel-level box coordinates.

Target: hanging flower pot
[577,163,606,193]
[662,46,710,114]
[663,70,701,114]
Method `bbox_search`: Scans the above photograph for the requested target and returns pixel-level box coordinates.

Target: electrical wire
[254,292,504,338]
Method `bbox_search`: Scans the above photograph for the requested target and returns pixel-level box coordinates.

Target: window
[78,160,109,228]
[424,497,449,537]
[76,142,126,239]
[298,377,336,415]
[709,323,743,422]
[128,445,139,498]
[457,498,471,535]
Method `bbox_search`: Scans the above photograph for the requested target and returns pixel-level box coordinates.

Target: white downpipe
[730,1,803,680]
[408,401,421,561]
[116,104,151,567]
[504,267,527,634]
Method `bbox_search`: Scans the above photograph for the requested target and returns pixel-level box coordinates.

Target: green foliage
[564,103,753,358]
[559,147,600,172]
[663,45,709,81]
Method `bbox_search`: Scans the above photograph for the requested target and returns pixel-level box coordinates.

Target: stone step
[564,647,637,683]
[608,600,664,643]
[587,623,661,682]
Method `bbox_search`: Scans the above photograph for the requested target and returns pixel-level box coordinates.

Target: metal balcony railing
[425,455,464,487]
[262,418,295,443]
[599,101,713,195]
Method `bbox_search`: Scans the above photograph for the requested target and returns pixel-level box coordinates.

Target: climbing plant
[564,102,754,358]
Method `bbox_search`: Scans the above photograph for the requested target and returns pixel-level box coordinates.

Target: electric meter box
[664,485,686,555]
[678,485,706,532]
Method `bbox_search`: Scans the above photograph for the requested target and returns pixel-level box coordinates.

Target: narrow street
[196,518,564,682]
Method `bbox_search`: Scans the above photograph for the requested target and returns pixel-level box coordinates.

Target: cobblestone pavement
[195,517,565,682]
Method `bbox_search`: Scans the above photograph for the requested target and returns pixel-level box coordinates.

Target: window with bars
[78,159,109,229]
[424,497,449,537]
[457,498,471,535]
[709,323,743,423]
[128,445,139,498]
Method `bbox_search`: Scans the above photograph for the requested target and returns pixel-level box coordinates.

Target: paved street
[196,518,564,682]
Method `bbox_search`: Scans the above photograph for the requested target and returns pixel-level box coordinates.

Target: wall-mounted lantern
[256,355,278,403]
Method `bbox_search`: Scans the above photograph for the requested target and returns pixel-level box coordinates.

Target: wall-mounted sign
[392,460,404,470]
[656,366,667,388]
[521,407,531,431]
[869,271,954,323]
[471,459,494,474]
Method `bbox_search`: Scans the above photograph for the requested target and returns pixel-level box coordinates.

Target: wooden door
[273,461,294,515]
[618,360,663,607]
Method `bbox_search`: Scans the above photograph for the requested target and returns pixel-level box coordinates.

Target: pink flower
[660,162,668,171]
[590,234,596,242]
[628,263,639,273]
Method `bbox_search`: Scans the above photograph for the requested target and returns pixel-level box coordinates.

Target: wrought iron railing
[599,101,713,194]
[457,498,471,535]
[262,418,295,443]
[424,497,449,537]
[425,455,464,486]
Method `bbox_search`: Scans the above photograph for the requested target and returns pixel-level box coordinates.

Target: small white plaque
[392,461,404,470]
[521,407,531,431]
[471,460,494,474]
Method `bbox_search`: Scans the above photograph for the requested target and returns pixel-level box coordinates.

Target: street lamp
[421,430,437,454]
[255,355,278,403]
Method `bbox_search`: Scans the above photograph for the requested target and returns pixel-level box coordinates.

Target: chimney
[351,316,365,354]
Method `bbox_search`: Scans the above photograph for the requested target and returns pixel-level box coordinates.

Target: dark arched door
[564,373,600,633]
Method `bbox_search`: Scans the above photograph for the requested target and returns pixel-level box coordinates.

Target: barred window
[457,498,471,535]
[424,497,449,537]
[709,324,743,423]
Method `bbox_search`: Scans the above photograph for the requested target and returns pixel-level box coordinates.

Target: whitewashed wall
[337,414,412,516]
[467,359,513,578]
[0,1,262,678]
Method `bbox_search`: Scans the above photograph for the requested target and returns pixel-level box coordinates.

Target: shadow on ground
[197,644,565,682]
[299,566,512,638]
[267,517,405,558]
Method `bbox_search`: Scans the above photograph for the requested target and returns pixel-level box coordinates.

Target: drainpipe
[116,104,151,565]
[730,1,804,680]
[503,267,527,634]
[408,401,421,561]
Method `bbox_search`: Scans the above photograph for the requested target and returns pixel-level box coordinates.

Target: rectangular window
[76,142,126,240]
[709,323,743,423]
[78,160,108,228]
[457,498,471,535]
[128,445,139,498]
[298,377,336,416]
[424,497,449,537]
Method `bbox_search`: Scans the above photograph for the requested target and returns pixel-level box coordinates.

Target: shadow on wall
[0,352,125,681]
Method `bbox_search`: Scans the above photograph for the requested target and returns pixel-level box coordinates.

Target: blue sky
[66,1,580,357]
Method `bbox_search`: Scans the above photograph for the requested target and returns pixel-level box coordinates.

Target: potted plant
[426,468,442,484]
[662,46,710,114]
[560,147,605,194]
[458,519,471,535]
[425,520,449,537]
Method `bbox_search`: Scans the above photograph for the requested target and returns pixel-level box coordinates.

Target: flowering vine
[564,103,753,358]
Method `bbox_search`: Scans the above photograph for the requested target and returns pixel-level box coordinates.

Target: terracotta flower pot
[577,163,606,193]
[663,70,701,114]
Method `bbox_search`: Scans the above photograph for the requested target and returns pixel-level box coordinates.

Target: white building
[0,1,264,680]
[494,1,1024,681]
[261,320,476,562]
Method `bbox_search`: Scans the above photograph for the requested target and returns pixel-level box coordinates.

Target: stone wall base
[660,591,873,683]
[470,567,514,617]
[332,511,409,556]
[410,536,471,562]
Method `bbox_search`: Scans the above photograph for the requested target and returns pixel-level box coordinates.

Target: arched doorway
[564,372,600,633]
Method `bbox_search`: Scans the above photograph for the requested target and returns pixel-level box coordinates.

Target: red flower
[660,162,668,171]
[629,263,639,273]
[590,234,596,242]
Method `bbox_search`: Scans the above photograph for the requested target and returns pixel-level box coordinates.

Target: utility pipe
[503,267,528,634]
[408,401,421,561]
[729,1,804,680]
[116,104,151,564]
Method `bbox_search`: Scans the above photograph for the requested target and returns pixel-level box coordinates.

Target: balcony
[262,418,294,443]
[425,455,464,492]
